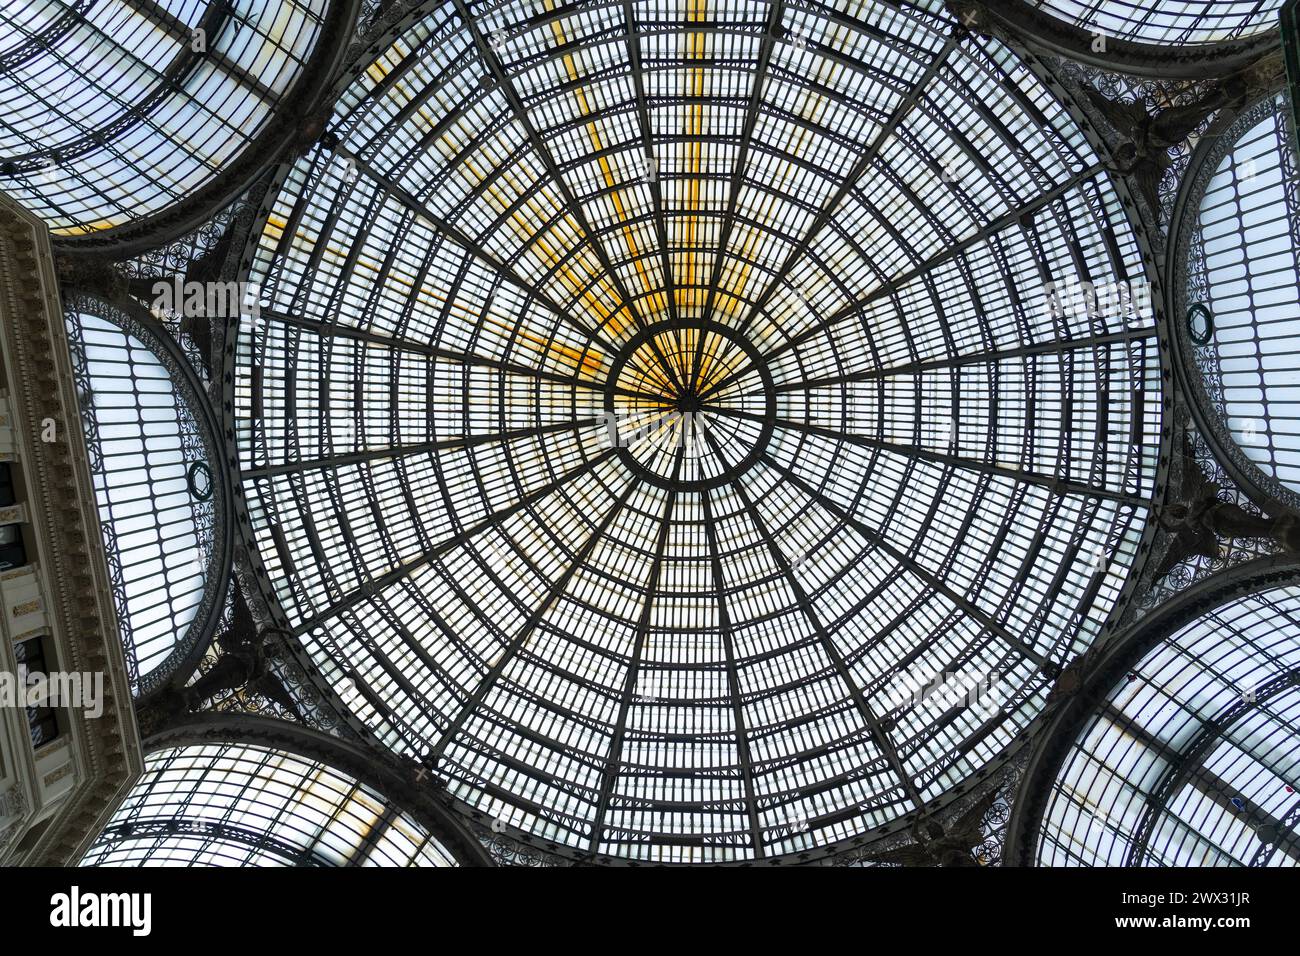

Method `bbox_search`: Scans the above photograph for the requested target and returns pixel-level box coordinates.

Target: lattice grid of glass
[1027,1,1285,45]
[82,742,460,866]
[232,0,1163,862]
[0,0,327,235]
[1187,91,1300,494]
[67,310,211,687]
[1035,583,1300,867]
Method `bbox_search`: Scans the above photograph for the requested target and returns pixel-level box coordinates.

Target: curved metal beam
[1164,83,1300,517]
[55,0,363,257]
[62,289,235,698]
[975,1,1282,80]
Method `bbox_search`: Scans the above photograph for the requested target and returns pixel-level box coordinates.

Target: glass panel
[0,0,327,234]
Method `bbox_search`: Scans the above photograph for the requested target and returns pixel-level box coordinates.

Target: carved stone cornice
[0,194,143,865]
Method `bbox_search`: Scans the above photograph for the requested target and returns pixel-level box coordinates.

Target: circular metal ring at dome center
[603,320,775,492]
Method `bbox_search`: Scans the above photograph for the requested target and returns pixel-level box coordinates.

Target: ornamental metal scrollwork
[187,460,213,502]
[1186,302,1214,346]
[63,292,234,697]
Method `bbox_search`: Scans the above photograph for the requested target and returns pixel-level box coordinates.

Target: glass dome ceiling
[232,0,1163,862]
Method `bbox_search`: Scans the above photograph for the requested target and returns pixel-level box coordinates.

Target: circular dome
[1023,1,1285,46]
[1175,91,1300,504]
[82,740,462,866]
[1034,582,1300,867]
[0,0,330,237]
[232,0,1163,862]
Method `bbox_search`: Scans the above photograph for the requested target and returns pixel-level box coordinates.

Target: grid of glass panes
[69,311,206,685]
[1189,92,1300,493]
[233,0,1162,862]
[1036,583,1300,867]
[1027,1,1285,44]
[0,0,326,234]
[81,742,460,866]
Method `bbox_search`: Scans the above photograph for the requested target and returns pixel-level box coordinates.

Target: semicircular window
[235,0,1163,863]
[1180,91,1300,498]
[67,306,220,693]
[81,741,461,866]
[1025,1,1285,45]
[0,0,328,236]
[1035,583,1300,866]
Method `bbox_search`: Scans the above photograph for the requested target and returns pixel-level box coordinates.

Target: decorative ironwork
[1130,411,1283,621]
[63,292,233,696]
[1052,58,1226,242]
[1024,571,1300,866]
[1171,88,1300,513]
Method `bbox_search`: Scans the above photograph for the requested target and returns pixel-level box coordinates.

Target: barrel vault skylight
[1035,583,1300,867]
[1027,1,1287,46]
[83,741,462,866]
[67,304,219,694]
[1180,89,1300,498]
[0,0,328,236]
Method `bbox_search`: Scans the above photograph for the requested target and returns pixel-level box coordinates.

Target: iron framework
[1007,554,1300,866]
[0,0,358,253]
[81,714,490,865]
[63,291,234,697]
[224,0,1166,863]
[1169,85,1300,515]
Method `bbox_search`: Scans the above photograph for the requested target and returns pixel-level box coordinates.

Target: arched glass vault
[1023,1,1286,47]
[1172,87,1300,510]
[65,293,233,697]
[0,0,343,244]
[980,2,1286,81]
[1017,564,1300,867]
[81,719,483,866]
[229,0,1165,863]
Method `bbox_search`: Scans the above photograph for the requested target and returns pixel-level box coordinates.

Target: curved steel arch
[63,290,235,696]
[12,0,364,257]
[982,1,1283,78]
[1005,553,1300,866]
[94,816,335,867]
